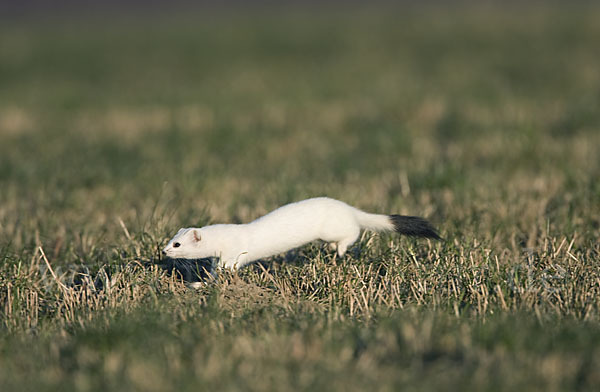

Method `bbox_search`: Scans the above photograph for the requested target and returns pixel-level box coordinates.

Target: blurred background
[0,0,598,258]
[1,2,600,390]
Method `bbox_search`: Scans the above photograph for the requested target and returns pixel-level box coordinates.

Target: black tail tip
[389,215,442,240]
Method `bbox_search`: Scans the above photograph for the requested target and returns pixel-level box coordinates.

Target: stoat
[162,197,440,270]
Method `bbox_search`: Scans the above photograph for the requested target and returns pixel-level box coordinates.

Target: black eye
[173,242,181,248]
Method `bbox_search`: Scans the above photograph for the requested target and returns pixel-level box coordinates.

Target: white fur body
[163,197,395,269]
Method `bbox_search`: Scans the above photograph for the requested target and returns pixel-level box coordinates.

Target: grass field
[1,3,600,390]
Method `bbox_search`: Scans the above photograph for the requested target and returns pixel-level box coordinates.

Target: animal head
[162,228,205,259]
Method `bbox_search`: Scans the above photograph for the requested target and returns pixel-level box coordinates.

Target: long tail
[355,210,441,240]
[389,215,441,239]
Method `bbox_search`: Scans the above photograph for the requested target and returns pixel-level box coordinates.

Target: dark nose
[162,250,167,256]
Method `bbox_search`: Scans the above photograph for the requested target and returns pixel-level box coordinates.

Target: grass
[1,2,600,390]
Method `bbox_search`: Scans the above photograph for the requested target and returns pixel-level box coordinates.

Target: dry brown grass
[1,3,600,390]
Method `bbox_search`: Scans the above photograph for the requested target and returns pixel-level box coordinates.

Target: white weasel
[162,197,440,270]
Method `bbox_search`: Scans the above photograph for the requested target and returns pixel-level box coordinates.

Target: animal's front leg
[221,258,238,270]
[221,252,249,270]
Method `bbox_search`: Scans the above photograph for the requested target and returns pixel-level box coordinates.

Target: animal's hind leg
[336,231,360,257]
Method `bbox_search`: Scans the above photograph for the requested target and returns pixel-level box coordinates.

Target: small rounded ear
[193,230,201,242]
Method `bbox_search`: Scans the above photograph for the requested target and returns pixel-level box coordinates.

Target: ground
[1,3,599,391]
